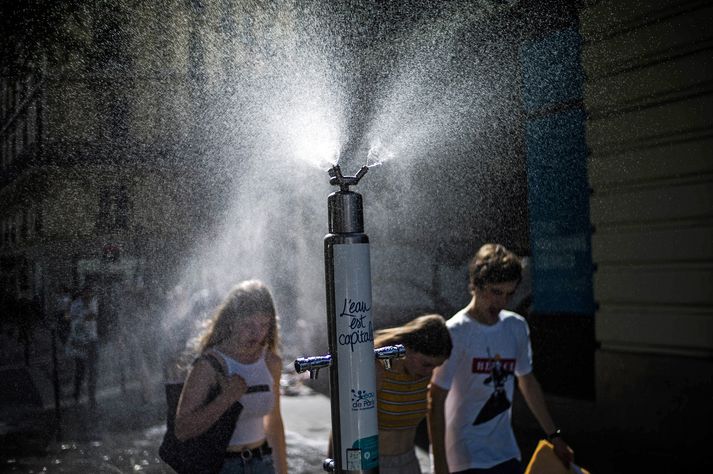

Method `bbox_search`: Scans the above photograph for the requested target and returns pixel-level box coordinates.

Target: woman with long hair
[374,314,453,473]
[174,280,287,474]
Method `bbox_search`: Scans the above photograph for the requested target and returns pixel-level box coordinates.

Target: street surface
[1,378,429,473]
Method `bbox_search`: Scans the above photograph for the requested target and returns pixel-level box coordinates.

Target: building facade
[583,0,712,459]
[0,1,241,311]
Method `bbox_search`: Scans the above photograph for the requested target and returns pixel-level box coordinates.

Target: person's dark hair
[197,280,279,353]
[468,243,522,289]
[374,314,452,358]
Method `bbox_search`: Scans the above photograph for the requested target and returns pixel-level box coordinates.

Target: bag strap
[191,352,227,393]
[195,352,270,395]
[199,352,226,376]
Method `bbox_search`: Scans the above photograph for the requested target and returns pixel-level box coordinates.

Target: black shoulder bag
[159,353,243,474]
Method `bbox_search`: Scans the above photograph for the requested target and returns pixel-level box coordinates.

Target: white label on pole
[333,243,379,470]
[346,448,362,470]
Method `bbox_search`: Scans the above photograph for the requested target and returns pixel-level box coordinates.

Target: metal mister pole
[295,164,404,473]
[324,164,378,474]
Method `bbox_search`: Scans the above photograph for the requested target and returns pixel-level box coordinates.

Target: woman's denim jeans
[219,453,275,474]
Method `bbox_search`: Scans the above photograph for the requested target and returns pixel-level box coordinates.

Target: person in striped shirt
[375,314,453,474]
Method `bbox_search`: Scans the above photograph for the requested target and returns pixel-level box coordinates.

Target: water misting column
[295,164,404,473]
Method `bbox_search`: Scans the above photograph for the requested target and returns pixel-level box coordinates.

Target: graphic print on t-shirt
[472,352,515,425]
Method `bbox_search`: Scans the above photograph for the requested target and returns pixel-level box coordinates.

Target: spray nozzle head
[328,164,368,192]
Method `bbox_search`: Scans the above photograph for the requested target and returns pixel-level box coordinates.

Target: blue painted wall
[521,27,595,315]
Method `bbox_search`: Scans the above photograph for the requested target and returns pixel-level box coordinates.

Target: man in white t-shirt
[428,244,573,474]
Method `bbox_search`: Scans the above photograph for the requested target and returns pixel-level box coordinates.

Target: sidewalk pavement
[2,324,430,472]
[0,332,668,474]
[1,369,429,473]
[280,385,431,473]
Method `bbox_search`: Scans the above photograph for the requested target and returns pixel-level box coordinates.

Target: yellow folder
[525,439,590,474]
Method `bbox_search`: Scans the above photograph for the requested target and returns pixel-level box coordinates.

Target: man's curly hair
[468,243,522,289]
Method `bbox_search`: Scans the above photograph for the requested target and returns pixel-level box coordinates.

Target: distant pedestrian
[55,286,73,345]
[17,292,43,366]
[66,285,100,408]
[428,243,574,474]
[174,280,288,474]
[374,314,452,474]
[116,284,154,400]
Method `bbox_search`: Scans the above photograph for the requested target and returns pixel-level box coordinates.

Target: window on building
[22,114,28,149]
[188,29,206,84]
[7,84,14,114]
[10,215,17,244]
[27,103,37,145]
[115,185,129,229]
[11,129,17,160]
[97,187,112,233]
[19,257,29,293]
[241,16,254,45]
[3,137,10,169]
[1,79,6,118]
[20,209,28,241]
[15,80,22,108]
[16,118,26,156]
[34,206,43,236]
[96,185,131,233]
[220,0,236,34]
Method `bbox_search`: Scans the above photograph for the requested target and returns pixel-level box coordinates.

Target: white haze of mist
[365,7,484,166]
[163,0,521,358]
[165,1,348,359]
[353,1,520,168]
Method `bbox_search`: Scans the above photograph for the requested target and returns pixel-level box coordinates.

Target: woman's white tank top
[213,348,275,447]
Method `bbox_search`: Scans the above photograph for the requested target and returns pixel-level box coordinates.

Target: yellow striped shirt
[377,371,430,431]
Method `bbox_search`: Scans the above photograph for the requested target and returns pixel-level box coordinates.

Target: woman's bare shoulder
[186,351,226,384]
